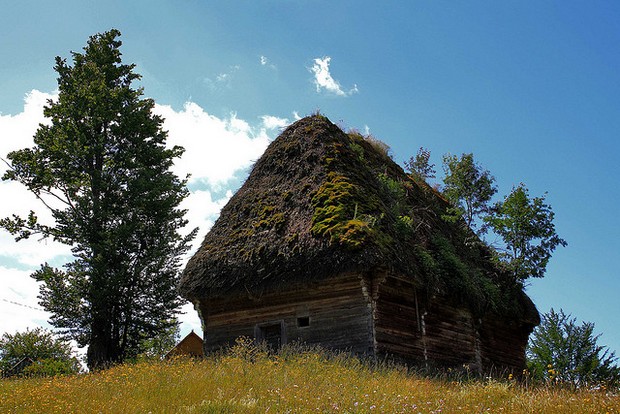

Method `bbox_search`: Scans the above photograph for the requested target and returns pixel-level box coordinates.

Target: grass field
[1,340,618,413]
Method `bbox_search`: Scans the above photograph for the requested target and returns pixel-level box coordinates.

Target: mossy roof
[179,115,538,323]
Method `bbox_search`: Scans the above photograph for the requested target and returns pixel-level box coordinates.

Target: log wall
[195,270,533,374]
[197,273,374,356]
[372,275,425,362]
[373,275,478,369]
[478,316,531,373]
[372,274,530,373]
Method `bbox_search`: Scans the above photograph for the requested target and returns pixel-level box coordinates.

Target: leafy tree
[527,309,620,387]
[486,184,566,283]
[135,319,180,360]
[0,328,80,377]
[404,147,436,180]
[442,153,497,234]
[0,30,195,369]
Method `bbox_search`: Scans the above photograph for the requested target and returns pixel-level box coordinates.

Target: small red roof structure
[165,330,204,359]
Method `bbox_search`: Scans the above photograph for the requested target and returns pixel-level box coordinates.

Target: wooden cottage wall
[372,274,534,373]
[194,269,532,374]
[478,316,531,372]
[372,275,425,362]
[373,275,479,369]
[421,299,478,368]
[197,273,374,356]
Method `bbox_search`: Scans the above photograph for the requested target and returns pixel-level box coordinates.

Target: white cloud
[0,90,54,173]
[180,188,233,251]
[154,102,271,187]
[0,90,72,267]
[0,266,52,335]
[0,90,285,340]
[260,55,277,70]
[261,115,289,130]
[310,56,358,97]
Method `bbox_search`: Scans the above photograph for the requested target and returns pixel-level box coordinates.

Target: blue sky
[1,2,619,356]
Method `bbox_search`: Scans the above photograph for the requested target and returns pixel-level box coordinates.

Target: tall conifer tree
[1,30,195,369]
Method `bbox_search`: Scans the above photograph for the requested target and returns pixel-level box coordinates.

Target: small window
[297,316,310,328]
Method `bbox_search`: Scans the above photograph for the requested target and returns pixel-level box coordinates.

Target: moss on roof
[179,115,538,322]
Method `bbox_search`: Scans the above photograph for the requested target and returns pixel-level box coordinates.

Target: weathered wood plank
[200,273,373,355]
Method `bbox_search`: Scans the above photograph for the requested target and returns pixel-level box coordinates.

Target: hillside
[1,345,618,413]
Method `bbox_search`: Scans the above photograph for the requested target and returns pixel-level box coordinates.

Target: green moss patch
[310,172,371,249]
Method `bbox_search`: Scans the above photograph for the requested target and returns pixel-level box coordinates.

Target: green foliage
[414,245,438,274]
[430,235,497,313]
[22,358,80,377]
[377,173,406,202]
[442,153,497,234]
[527,309,620,387]
[349,142,365,162]
[395,214,414,234]
[439,152,565,284]
[0,30,195,369]
[486,184,566,283]
[404,147,436,181]
[0,328,80,377]
[135,321,180,361]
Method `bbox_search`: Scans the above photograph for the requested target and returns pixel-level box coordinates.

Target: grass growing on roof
[179,115,537,323]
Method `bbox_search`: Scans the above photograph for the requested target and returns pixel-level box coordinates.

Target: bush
[527,309,620,388]
[0,328,80,377]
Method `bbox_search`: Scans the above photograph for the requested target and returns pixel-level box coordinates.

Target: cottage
[165,331,204,359]
[179,115,539,373]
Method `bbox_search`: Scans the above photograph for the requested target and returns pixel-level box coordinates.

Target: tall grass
[1,338,618,413]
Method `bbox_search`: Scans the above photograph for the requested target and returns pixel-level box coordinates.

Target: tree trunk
[86,315,120,370]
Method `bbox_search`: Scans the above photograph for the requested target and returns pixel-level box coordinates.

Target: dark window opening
[256,323,283,350]
[297,316,310,328]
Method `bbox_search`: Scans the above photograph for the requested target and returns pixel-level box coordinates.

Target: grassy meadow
[1,340,618,413]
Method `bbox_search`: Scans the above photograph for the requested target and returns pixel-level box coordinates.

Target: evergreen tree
[0,30,195,369]
[136,319,180,360]
[527,309,620,387]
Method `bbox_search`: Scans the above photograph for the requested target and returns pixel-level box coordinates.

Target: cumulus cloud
[0,90,72,268]
[154,102,271,187]
[180,188,233,251]
[0,90,54,172]
[261,115,289,130]
[310,56,358,97]
[0,90,284,338]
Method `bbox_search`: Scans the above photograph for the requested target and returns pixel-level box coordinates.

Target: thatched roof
[179,115,538,322]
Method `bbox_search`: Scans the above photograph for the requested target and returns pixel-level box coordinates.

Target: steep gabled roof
[165,331,204,359]
[179,115,537,322]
